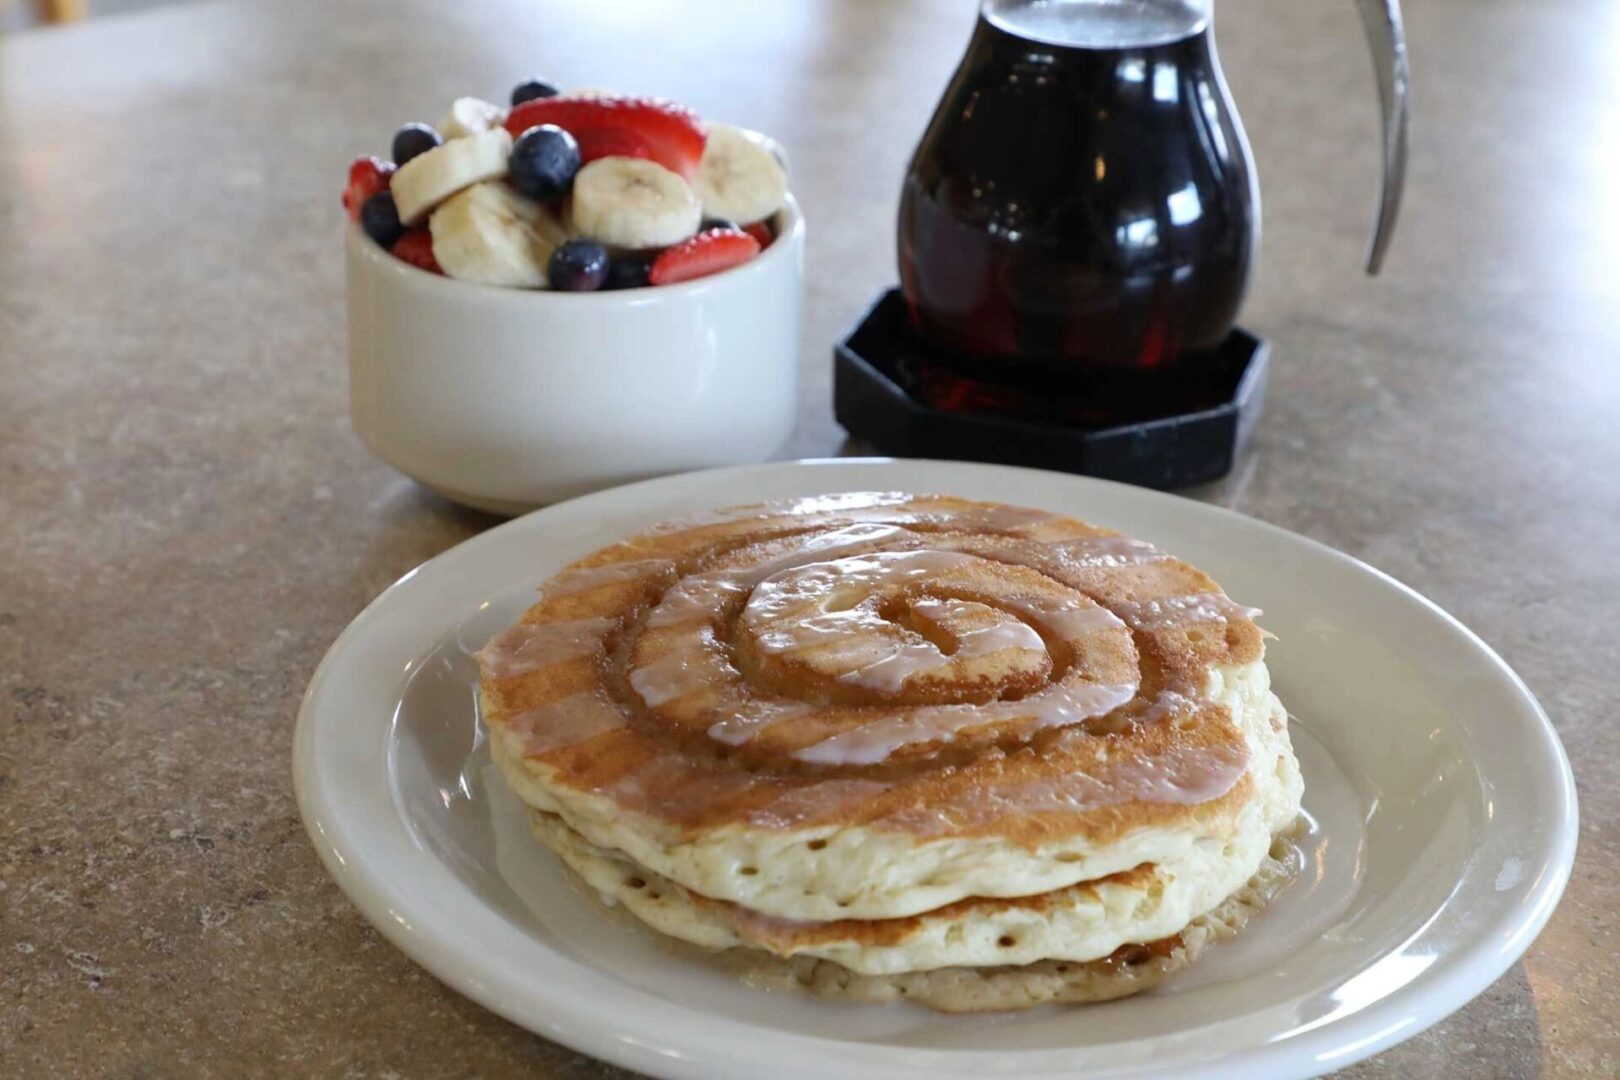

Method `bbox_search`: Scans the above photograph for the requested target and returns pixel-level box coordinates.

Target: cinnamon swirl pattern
[477,493,1303,1007]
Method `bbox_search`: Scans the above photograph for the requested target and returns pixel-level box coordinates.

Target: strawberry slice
[505,95,707,179]
[342,156,395,221]
[648,229,761,286]
[391,228,442,274]
[743,220,773,249]
[573,127,654,166]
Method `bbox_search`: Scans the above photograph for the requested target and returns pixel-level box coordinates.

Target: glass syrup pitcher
[898,0,1408,372]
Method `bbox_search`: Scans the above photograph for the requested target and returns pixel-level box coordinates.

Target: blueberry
[548,239,611,291]
[511,79,560,106]
[392,123,442,166]
[701,217,740,233]
[359,192,405,249]
[509,124,581,201]
[604,257,653,291]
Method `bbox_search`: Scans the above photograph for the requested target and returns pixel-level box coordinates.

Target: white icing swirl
[477,617,616,678]
[791,678,1140,766]
[1114,592,1261,631]
[632,549,1144,765]
[479,496,1270,834]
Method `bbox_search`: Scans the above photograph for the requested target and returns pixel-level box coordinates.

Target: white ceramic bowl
[346,198,803,514]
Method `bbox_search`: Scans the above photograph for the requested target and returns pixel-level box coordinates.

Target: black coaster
[834,289,1268,489]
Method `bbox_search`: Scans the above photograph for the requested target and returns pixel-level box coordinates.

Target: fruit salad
[341,79,790,291]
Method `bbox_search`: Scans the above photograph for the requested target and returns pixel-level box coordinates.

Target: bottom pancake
[528,712,1299,979]
[529,808,1302,1009]
[727,839,1297,1012]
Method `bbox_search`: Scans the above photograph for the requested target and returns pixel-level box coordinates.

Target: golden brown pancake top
[478,494,1264,848]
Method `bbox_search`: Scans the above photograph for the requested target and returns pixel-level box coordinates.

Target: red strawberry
[342,156,395,221]
[743,221,773,249]
[648,229,761,286]
[572,127,654,166]
[391,228,442,275]
[505,95,707,179]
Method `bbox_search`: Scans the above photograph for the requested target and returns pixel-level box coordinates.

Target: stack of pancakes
[477,493,1303,1011]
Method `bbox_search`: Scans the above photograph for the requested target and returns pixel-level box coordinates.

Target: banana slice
[570,157,701,249]
[428,181,569,288]
[439,97,508,140]
[392,128,513,225]
[692,123,788,225]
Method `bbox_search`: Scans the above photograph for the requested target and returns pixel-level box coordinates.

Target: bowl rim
[346,192,803,304]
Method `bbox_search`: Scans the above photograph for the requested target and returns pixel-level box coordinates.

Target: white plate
[293,459,1576,1080]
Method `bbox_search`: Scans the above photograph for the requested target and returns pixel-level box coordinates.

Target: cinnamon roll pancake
[477,493,1304,1008]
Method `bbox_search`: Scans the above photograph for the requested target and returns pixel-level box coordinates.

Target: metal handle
[1354,0,1411,274]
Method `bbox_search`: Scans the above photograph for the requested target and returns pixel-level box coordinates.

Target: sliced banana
[392,128,513,225]
[429,181,570,288]
[570,157,702,248]
[692,123,788,225]
[439,97,508,140]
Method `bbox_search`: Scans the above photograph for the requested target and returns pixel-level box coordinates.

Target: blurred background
[1,0,173,30]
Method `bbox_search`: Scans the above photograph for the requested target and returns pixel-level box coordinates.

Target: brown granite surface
[1,0,1616,1075]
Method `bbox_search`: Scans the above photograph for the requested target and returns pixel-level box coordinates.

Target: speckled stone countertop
[2,0,1615,1075]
